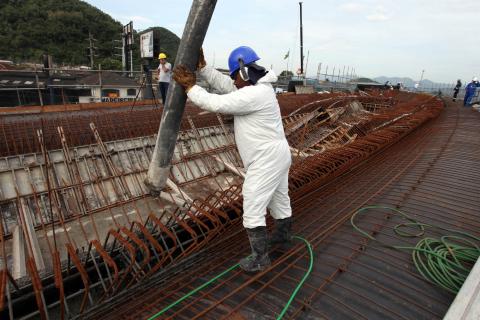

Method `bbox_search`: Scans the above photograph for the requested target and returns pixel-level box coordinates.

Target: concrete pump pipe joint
[145,0,217,195]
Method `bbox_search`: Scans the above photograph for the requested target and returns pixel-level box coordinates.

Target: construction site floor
[86,99,480,320]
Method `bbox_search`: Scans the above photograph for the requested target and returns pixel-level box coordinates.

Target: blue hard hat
[228,46,260,76]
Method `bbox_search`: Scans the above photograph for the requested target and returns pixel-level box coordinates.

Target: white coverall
[187,66,292,228]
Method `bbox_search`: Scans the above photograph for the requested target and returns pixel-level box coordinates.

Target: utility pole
[130,49,133,77]
[34,65,44,106]
[123,29,128,73]
[285,49,290,77]
[87,32,97,69]
[299,2,304,76]
[304,49,309,84]
[419,69,425,88]
[121,34,126,72]
[43,54,55,105]
[113,37,124,70]
[316,63,322,82]
[123,21,134,76]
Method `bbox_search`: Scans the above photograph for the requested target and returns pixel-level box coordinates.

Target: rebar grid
[0,91,469,320]
[85,98,480,319]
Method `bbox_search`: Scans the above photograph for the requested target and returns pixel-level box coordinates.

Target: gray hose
[145,0,217,194]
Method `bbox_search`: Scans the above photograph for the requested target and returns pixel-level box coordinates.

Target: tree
[350,77,376,83]
[279,70,294,78]
[0,0,180,72]
[0,0,122,65]
[97,57,122,70]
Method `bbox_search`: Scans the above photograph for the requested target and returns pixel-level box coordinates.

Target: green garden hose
[147,236,313,320]
[351,205,480,294]
[276,236,314,319]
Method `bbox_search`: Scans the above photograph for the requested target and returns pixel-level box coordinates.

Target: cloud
[110,14,155,29]
[82,0,480,83]
[366,13,389,21]
[162,23,185,36]
[130,16,154,24]
[339,3,364,13]
[366,6,390,21]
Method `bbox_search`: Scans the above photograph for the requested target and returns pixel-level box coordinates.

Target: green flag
[284,50,290,60]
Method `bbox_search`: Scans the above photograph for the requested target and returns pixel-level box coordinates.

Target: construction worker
[453,79,461,102]
[173,47,292,272]
[464,77,480,107]
[157,53,172,104]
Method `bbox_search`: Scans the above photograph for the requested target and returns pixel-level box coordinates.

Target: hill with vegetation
[0,0,180,70]
[374,76,453,89]
[353,77,377,83]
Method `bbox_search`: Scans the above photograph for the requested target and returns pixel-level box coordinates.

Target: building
[0,69,142,107]
[77,71,141,103]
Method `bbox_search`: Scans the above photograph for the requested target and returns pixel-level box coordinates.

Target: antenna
[299,2,304,76]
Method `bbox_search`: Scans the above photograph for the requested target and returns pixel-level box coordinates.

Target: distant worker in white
[157,53,172,105]
[173,46,293,272]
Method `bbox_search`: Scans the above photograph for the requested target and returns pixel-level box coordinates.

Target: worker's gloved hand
[197,48,206,70]
[173,65,196,92]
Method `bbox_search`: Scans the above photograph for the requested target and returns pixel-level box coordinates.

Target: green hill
[0,0,180,69]
[352,77,377,83]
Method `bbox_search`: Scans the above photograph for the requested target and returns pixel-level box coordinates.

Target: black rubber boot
[270,217,292,246]
[239,227,271,272]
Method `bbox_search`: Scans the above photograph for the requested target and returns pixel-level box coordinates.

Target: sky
[83,0,479,84]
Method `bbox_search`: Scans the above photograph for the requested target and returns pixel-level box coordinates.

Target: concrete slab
[443,257,480,320]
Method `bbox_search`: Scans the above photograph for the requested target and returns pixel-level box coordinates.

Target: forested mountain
[0,0,180,69]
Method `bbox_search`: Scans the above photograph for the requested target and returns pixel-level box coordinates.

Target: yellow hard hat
[158,53,167,59]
